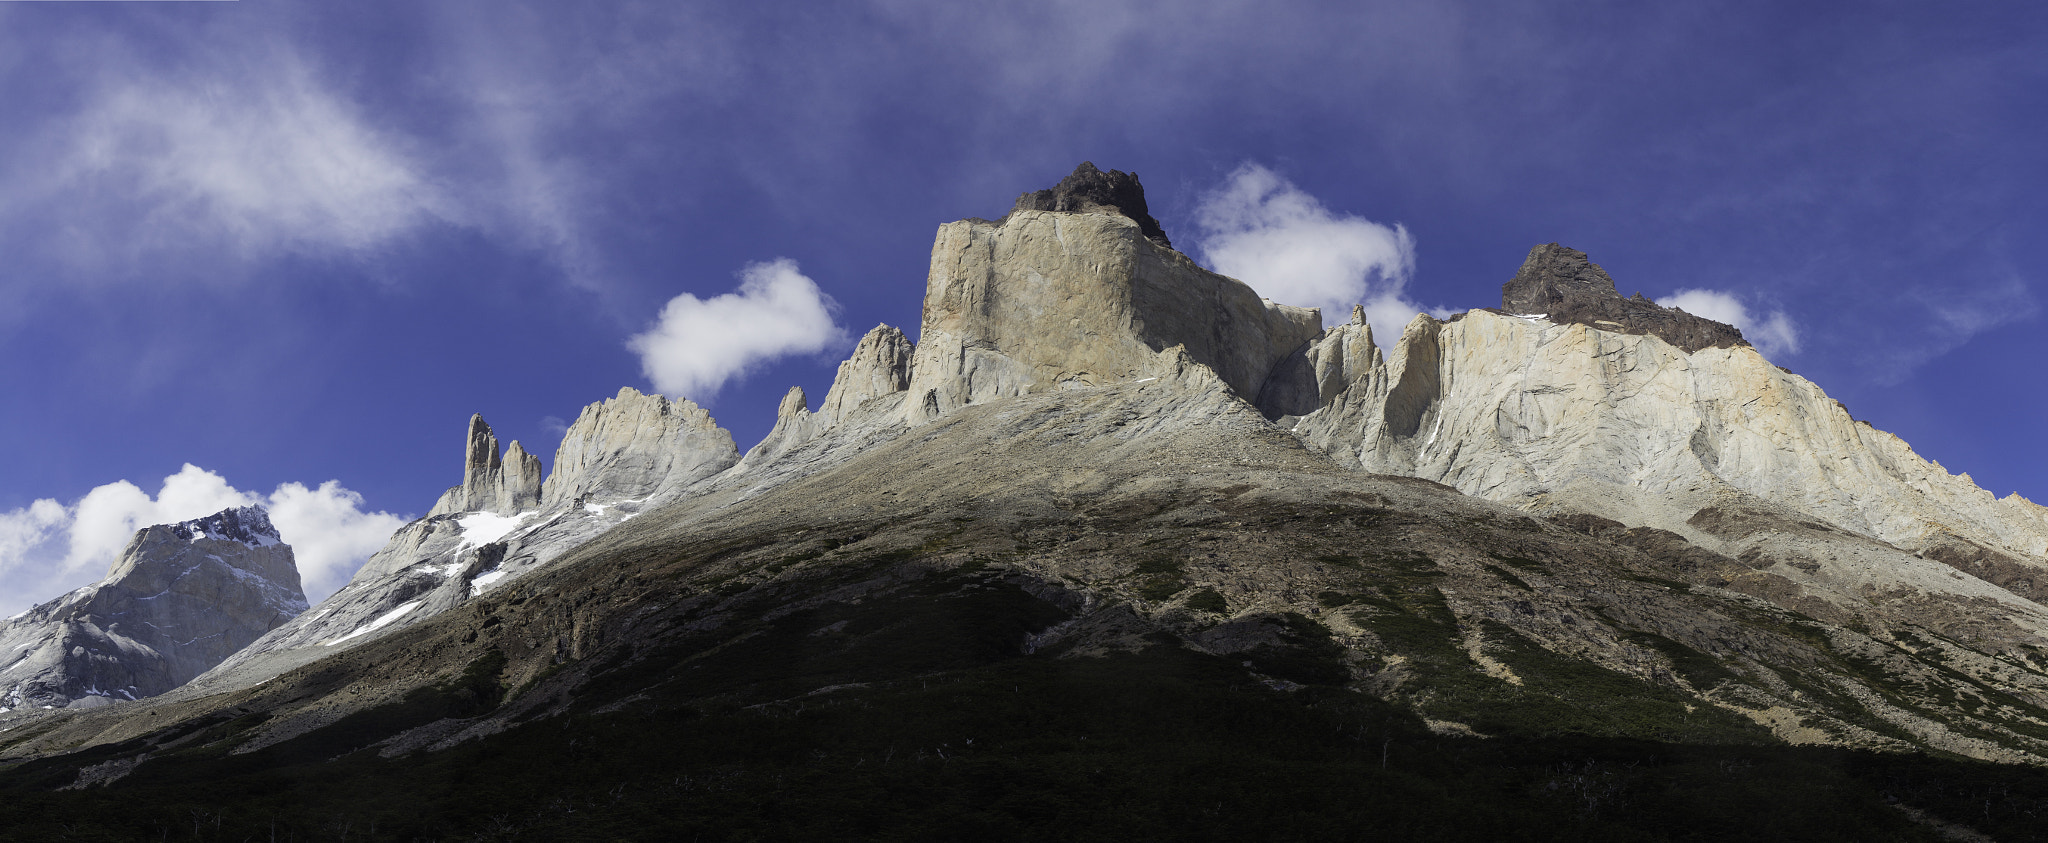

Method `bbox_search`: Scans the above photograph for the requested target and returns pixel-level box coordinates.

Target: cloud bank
[0,465,406,618]
[627,259,846,402]
[1194,164,1435,341]
[1657,289,1801,357]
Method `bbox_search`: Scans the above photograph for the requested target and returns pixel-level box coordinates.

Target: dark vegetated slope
[1,510,2044,840]
[6,386,2048,839]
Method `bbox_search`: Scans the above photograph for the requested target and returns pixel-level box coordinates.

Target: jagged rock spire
[428,414,543,516]
[1501,244,1747,354]
[1010,162,1172,248]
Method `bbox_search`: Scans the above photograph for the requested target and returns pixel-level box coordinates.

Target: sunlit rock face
[543,387,738,508]
[1295,256,2048,615]
[903,203,1322,425]
[0,506,305,710]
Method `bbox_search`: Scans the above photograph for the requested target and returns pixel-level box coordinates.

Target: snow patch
[469,570,509,597]
[456,511,535,550]
[322,600,423,647]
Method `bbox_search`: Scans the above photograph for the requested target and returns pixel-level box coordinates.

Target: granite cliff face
[903,204,1322,425]
[0,506,304,710]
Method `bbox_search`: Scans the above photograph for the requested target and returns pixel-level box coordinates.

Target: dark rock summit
[1501,243,1747,353]
[1010,161,1172,248]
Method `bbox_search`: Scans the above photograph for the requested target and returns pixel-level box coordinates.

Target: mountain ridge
[4,163,2047,839]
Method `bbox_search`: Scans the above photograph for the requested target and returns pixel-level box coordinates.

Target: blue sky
[2,1,2043,615]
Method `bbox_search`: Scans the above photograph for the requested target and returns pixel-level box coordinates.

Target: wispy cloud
[1195,163,1435,341]
[1862,275,2040,383]
[1657,289,1801,358]
[8,44,452,278]
[0,465,406,618]
[627,259,847,402]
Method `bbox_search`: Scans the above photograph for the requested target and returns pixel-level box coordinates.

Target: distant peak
[167,505,280,547]
[1010,161,1172,248]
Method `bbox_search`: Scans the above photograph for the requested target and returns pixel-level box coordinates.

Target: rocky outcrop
[903,205,1321,425]
[543,387,740,506]
[736,386,822,471]
[1008,161,1172,248]
[1501,244,1747,353]
[0,506,305,710]
[818,324,914,426]
[427,416,542,516]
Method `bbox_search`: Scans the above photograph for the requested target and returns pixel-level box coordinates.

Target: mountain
[185,394,738,693]
[0,506,304,712]
[5,163,2048,840]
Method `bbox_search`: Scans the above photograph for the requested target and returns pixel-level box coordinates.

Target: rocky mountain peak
[0,505,305,710]
[1010,161,1172,248]
[542,387,738,507]
[1500,243,1747,354]
[165,505,279,547]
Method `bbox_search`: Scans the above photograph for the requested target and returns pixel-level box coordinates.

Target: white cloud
[0,465,405,618]
[267,481,408,603]
[1657,289,1801,357]
[627,259,847,401]
[15,44,451,274]
[1194,163,1436,343]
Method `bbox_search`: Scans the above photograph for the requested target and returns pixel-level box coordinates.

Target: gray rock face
[543,387,739,507]
[0,506,305,710]
[902,207,1322,425]
[427,416,542,517]
[1008,161,1172,248]
[1500,243,1747,353]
